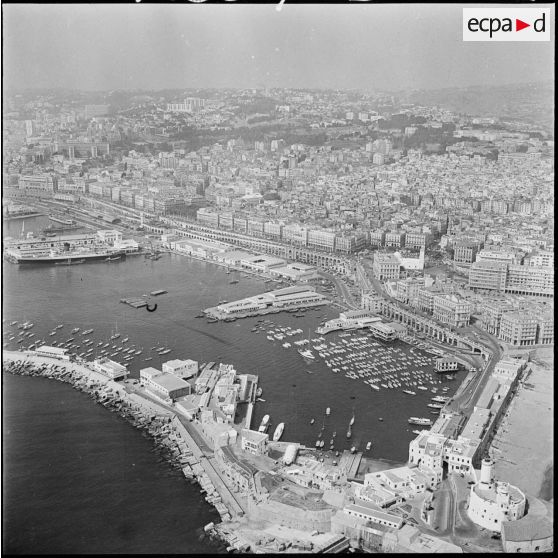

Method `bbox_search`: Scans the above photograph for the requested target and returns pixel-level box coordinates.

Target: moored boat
[273,423,284,441]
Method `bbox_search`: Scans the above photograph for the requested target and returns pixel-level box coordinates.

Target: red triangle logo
[516,19,530,31]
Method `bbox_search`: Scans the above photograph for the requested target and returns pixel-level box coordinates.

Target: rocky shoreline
[3,357,233,552]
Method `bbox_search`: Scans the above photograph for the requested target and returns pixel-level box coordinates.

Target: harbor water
[3,216,466,552]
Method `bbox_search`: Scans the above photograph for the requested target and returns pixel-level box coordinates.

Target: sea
[2,216,465,554]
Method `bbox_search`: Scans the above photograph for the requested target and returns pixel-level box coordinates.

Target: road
[318,271,359,310]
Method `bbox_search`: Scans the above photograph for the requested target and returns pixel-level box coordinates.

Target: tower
[479,458,494,487]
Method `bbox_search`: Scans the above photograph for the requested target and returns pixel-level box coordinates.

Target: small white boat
[273,423,284,441]
[366,442,372,451]
[326,407,331,415]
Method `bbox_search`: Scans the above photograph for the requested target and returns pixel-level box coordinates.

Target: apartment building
[372,253,400,281]
[307,229,336,252]
[404,232,428,249]
[385,232,404,248]
[468,261,508,291]
[433,294,472,328]
[498,312,539,346]
[453,241,479,265]
[505,265,554,297]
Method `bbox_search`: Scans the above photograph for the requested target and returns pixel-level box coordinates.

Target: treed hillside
[399,81,553,132]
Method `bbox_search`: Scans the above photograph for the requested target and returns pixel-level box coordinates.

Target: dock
[338,450,363,479]
[120,297,148,308]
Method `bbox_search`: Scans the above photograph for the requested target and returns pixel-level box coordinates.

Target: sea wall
[2,352,236,532]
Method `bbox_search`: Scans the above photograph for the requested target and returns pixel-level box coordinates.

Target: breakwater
[2,354,234,547]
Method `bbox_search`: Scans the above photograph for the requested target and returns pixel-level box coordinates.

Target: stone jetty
[2,352,236,533]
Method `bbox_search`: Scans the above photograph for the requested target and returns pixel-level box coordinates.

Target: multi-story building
[263,221,283,239]
[394,277,424,304]
[524,250,554,268]
[404,232,428,249]
[18,174,57,194]
[385,232,404,248]
[498,312,539,346]
[468,261,508,292]
[432,294,472,328]
[307,229,336,252]
[282,224,308,247]
[372,253,400,281]
[162,359,198,380]
[240,429,269,456]
[505,265,554,297]
[334,232,368,253]
[476,249,519,265]
[481,301,515,336]
[416,287,438,313]
[369,230,385,247]
[537,313,554,345]
[453,241,479,265]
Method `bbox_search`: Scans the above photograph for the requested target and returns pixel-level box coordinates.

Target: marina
[2,240,467,494]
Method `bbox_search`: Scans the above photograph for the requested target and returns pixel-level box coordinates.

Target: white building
[33,345,70,361]
[162,359,198,380]
[97,229,123,245]
[467,459,526,532]
[240,428,269,455]
[93,357,129,380]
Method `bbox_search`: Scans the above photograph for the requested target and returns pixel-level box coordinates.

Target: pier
[338,450,363,479]
[120,297,148,308]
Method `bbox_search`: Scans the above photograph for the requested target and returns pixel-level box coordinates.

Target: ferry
[258,415,270,433]
[402,389,416,396]
[273,423,284,441]
[408,417,433,426]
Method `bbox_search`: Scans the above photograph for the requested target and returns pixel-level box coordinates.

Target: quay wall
[247,498,333,533]
[205,299,328,320]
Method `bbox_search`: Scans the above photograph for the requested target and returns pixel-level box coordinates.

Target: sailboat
[347,409,354,439]
[110,322,121,340]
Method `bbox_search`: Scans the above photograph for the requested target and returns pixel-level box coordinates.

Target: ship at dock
[408,417,433,426]
[11,250,126,265]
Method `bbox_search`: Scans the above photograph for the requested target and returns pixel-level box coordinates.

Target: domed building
[467,458,526,532]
